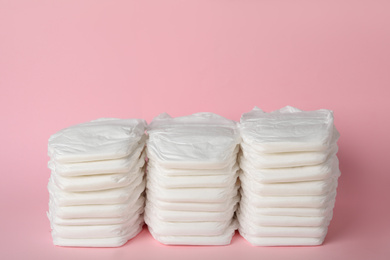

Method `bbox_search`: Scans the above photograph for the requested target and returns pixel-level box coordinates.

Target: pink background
[1,0,389,259]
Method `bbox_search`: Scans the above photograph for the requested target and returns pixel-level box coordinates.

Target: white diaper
[145,213,235,236]
[48,177,145,206]
[148,220,237,246]
[145,200,238,222]
[51,215,144,239]
[48,118,147,163]
[146,166,239,188]
[239,170,340,196]
[49,195,145,219]
[146,180,239,203]
[51,163,145,192]
[52,218,144,247]
[145,193,240,212]
[240,143,338,168]
[146,113,240,169]
[239,155,339,183]
[240,106,338,153]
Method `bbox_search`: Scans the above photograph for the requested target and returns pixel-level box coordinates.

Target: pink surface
[1,0,389,259]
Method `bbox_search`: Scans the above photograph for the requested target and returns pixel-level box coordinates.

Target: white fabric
[48,118,147,163]
[240,106,338,153]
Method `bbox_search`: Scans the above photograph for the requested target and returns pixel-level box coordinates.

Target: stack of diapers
[238,106,341,246]
[145,113,241,245]
[47,118,147,247]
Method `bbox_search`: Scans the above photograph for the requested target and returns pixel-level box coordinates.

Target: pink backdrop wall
[1,0,389,259]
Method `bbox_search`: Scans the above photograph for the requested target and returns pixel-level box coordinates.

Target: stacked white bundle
[145,113,241,245]
[47,118,147,247]
[238,106,340,246]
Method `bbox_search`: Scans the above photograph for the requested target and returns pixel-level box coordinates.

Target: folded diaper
[48,118,146,163]
[48,137,147,176]
[146,194,240,212]
[48,205,144,226]
[51,215,144,239]
[51,161,145,192]
[145,214,234,236]
[52,217,144,247]
[237,207,333,227]
[146,179,239,203]
[48,177,145,206]
[147,113,240,169]
[148,220,238,246]
[239,155,339,183]
[239,171,339,196]
[239,231,326,246]
[238,218,328,238]
[146,163,239,188]
[49,194,145,219]
[240,106,339,153]
[240,143,338,168]
[145,200,238,222]
[239,198,335,217]
[147,158,239,176]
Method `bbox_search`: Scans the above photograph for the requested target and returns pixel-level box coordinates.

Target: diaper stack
[145,113,241,245]
[47,118,147,247]
[238,106,340,246]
